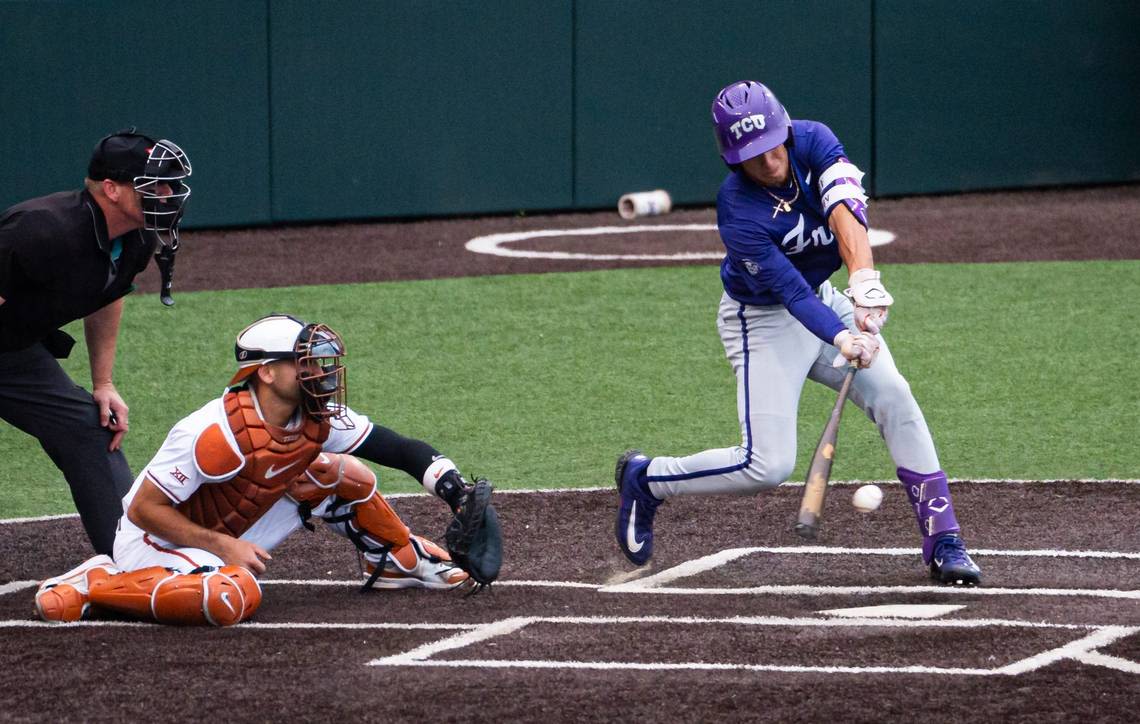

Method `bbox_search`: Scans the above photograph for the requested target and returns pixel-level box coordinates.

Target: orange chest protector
[177,389,330,537]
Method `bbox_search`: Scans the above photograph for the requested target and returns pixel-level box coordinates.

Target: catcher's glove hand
[444,477,502,591]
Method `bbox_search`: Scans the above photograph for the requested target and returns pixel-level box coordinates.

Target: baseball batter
[35,314,498,625]
[615,80,981,585]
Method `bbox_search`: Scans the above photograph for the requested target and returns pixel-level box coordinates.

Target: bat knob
[793,521,818,540]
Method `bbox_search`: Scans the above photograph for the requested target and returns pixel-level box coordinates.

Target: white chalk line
[606,545,1140,592]
[6,539,1138,602]
[368,614,1139,676]
[5,478,1137,525]
[5,587,1135,675]
[369,617,533,665]
[378,659,997,674]
[0,619,471,631]
[1071,651,1140,674]
[463,224,895,261]
[257,578,598,588]
[0,581,36,596]
[996,626,1137,675]
[609,585,1140,600]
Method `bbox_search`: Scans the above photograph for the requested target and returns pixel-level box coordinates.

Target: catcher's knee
[290,453,377,505]
[317,462,411,553]
[152,565,261,626]
[89,565,260,626]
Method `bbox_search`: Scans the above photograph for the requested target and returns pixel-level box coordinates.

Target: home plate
[820,604,965,619]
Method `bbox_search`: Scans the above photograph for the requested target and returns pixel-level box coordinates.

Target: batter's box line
[600,546,1140,597]
[5,479,1140,526]
[367,615,1139,676]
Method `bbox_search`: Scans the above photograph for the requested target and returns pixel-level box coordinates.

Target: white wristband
[421,457,458,495]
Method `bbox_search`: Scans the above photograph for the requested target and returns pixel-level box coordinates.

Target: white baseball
[852,484,883,513]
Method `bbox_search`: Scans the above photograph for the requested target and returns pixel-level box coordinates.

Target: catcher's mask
[295,323,348,424]
[229,314,352,429]
[88,129,192,248]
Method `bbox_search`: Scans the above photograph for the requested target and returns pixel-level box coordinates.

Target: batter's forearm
[829,203,873,274]
[84,298,124,386]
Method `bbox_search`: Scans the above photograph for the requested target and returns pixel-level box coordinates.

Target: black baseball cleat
[614,449,659,566]
[929,533,982,586]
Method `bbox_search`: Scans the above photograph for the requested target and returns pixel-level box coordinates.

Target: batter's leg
[811,284,979,583]
[645,293,820,498]
[0,345,133,555]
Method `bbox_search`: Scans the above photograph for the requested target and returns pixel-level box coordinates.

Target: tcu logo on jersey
[729,114,766,139]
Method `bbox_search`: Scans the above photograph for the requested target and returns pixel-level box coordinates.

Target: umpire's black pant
[0,343,132,555]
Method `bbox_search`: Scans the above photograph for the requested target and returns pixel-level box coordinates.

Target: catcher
[34,314,501,625]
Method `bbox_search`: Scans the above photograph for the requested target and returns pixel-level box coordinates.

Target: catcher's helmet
[711,81,791,165]
[230,314,350,426]
[88,128,192,248]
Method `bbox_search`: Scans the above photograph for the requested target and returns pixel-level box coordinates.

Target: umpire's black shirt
[0,189,155,353]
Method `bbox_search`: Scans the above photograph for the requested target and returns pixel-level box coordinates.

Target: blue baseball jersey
[717,120,863,344]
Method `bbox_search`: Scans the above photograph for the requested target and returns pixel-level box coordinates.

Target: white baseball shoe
[34,554,120,622]
[365,536,469,590]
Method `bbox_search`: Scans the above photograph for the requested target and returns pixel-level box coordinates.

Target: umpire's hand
[92,382,130,451]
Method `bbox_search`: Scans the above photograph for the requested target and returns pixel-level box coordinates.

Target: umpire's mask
[134,139,192,249]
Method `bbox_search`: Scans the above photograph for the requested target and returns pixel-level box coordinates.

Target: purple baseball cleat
[614,449,660,566]
[929,532,982,586]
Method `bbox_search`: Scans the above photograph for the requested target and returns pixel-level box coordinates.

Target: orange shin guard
[356,492,411,548]
[88,565,261,626]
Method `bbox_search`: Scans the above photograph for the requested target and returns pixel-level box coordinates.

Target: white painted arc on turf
[463,224,895,261]
[5,478,1139,524]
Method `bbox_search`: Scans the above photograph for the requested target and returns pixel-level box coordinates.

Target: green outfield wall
[1,1,1137,226]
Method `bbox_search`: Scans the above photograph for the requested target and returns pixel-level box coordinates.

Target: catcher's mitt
[444,477,502,591]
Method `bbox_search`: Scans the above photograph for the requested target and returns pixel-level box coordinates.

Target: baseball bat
[794,366,857,540]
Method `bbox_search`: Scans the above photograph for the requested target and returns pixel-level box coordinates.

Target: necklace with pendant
[765,173,800,218]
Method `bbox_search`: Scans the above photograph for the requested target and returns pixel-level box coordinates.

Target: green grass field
[2,259,1136,518]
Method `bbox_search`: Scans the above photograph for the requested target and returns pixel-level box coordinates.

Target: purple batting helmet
[711,80,791,165]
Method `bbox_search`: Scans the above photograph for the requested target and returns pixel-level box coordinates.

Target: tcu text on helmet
[729,114,766,139]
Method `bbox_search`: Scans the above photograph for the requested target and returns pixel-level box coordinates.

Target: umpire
[0,129,192,554]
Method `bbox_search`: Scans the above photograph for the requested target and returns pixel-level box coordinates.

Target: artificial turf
[2,259,1135,517]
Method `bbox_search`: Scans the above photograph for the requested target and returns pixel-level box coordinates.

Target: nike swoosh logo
[626,501,644,553]
[220,591,237,616]
[934,557,944,568]
[265,461,301,480]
